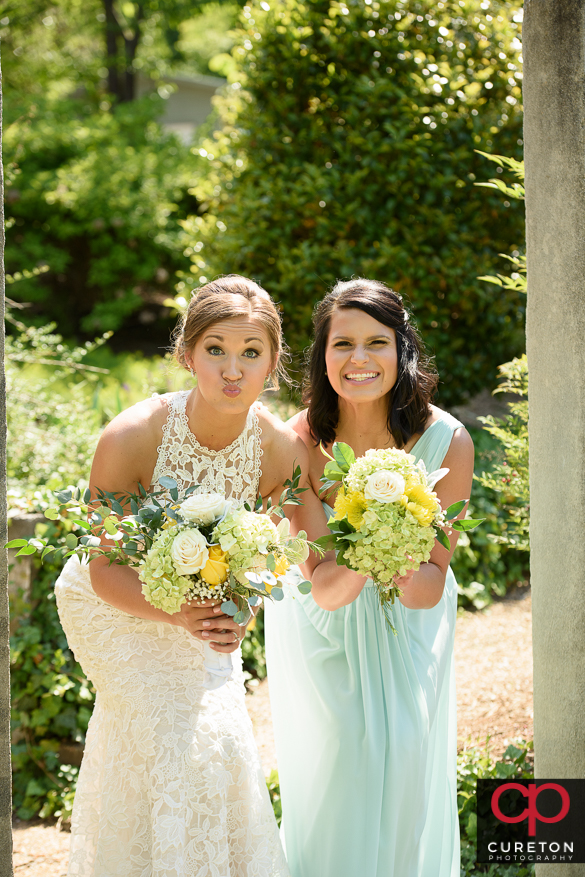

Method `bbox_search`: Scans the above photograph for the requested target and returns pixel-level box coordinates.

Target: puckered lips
[222,382,242,398]
[343,371,380,385]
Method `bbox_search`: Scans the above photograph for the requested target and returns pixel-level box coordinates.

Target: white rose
[364,470,406,503]
[179,493,229,526]
[171,529,209,575]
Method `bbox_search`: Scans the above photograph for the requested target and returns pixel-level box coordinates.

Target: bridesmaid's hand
[394,569,415,591]
[173,600,245,651]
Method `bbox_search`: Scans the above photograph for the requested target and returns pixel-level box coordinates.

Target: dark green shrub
[459,740,534,876]
[4,95,202,336]
[452,426,528,610]
[186,0,525,404]
[10,523,93,821]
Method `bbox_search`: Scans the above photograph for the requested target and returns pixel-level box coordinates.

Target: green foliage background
[4,96,203,335]
[186,0,525,404]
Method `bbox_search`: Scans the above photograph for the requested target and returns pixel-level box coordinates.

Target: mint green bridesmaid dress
[264,411,463,877]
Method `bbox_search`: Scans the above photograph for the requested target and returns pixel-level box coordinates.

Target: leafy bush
[475,155,528,551]
[478,357,528,551]
[459,739,534,876]
[185,0,526,404]
[6,316,106,504]
[4,95,201,336]
[10,522,94,822]
[452,426,528,610]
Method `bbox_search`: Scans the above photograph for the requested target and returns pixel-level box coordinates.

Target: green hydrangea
[138,527,197,615]
[213,509,281,584]
[344,503,436,584]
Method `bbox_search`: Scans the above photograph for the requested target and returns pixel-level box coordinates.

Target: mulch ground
[12,587,533,875]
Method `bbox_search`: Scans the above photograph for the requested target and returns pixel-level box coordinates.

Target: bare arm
[87,403,243,652]
[397,427,475,610]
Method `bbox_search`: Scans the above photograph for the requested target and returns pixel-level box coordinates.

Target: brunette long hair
[304,279,438,447]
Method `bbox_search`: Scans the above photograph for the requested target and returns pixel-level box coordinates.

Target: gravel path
[12,588,533,875]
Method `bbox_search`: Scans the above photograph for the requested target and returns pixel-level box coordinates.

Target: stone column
[524,2,585,875]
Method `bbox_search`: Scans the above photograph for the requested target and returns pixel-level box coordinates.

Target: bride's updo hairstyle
[305,278,438,448]
[173,275,289,390]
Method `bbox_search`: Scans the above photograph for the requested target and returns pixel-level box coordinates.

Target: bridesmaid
[265,278,474,877]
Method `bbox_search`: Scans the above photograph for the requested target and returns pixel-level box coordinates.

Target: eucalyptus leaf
[65,534,79,550]
[44,507,61,521]
[158,476,178,491]
[271,588,284,601]
[233,610,247,625]
[221,600,238,616]
[111,500,124,516]
[248,595,261,606]
[266,554,276,572]
[71,519,90,530]
[41,545,56,560]
[104,517,119,536]
[298,581,312,594]
[83,488,92,504]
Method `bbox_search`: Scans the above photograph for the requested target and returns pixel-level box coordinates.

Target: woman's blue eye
[244,348,260,358]
[207,346,223,356]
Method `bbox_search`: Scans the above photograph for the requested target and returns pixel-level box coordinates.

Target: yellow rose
[273,555,290,577]
[200,544,229,585]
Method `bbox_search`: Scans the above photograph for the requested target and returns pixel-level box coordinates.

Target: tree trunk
[103,0,143,103]
[0,47,15,877]
[104,0,121,101]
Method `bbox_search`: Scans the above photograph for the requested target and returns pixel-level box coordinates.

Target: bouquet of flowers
[8,469,316,689]
[316,442,483,630]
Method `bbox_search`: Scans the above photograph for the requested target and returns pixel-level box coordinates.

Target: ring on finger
[232,631,240,644]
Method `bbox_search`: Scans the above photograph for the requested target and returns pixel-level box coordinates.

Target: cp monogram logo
[492,783,571,836]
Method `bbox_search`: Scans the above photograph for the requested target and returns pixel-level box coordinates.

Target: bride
[55,276,313,877]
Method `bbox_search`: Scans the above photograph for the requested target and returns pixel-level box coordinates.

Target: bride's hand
[173,600,245,652]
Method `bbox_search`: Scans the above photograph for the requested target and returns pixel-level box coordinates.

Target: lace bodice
[151,391,263,506]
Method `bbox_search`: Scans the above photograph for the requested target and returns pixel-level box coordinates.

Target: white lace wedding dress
[55,391,289,877]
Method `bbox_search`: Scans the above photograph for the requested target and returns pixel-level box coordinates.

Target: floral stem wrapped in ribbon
[8,468,318,688]
[315,442,483,631]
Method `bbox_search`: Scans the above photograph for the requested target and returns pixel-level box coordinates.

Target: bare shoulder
[99,395,166,448]
[287,408,312,445]
[91,395,170,492]
[257,404,308,465]
[445,424,474,463]
[256,404,309,494]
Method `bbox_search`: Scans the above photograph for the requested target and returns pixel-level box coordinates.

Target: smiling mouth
[344,372,380,383]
